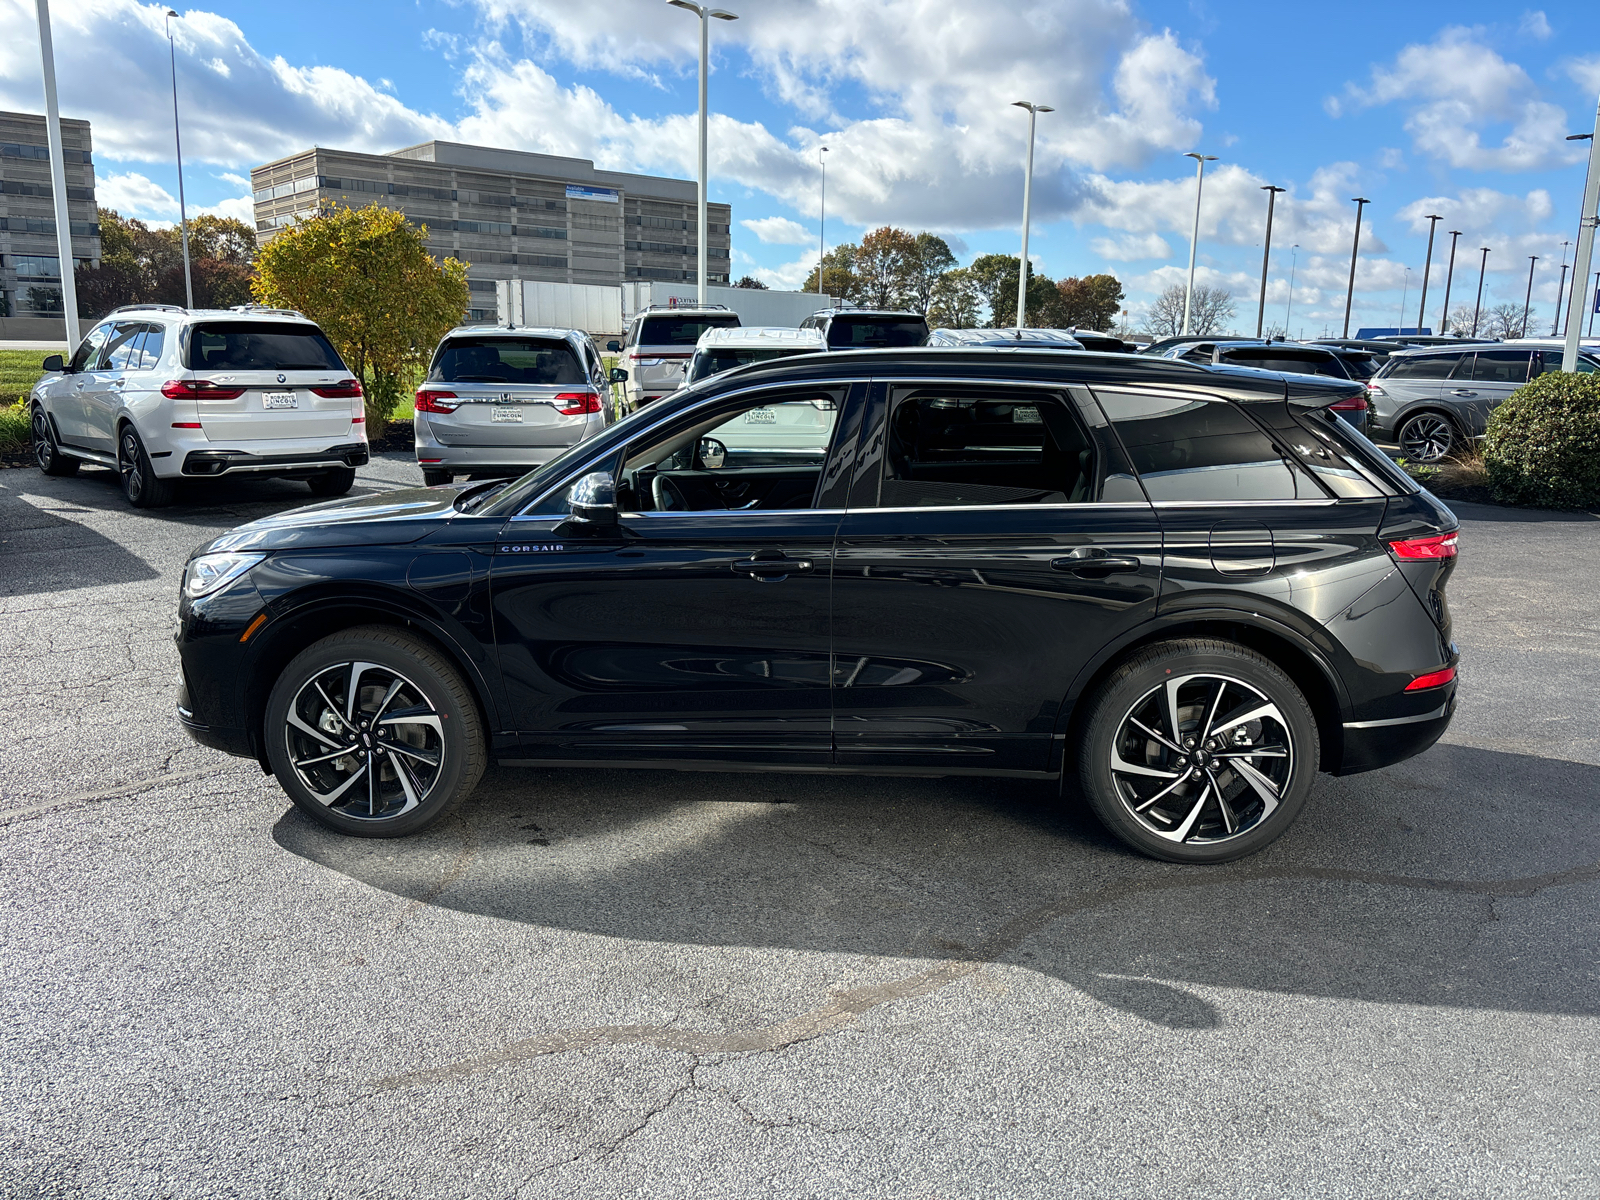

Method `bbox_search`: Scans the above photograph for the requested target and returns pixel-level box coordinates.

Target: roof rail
[108,304,186,316]
[227,304,307,318]
[640,302,730,312]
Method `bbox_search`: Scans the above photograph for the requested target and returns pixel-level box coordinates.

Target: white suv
[30,305,368,508]
[612,305,741,410]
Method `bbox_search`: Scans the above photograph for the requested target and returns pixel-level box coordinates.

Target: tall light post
[1438,229,1462,336]
[33,0,79,345]
[1415,213,1441,334]
[1398,267,1411,333]
[1256,184,1285,337]
[1521,255,1539,338]
[165,10,193,309]
[1553,260,1570,335]
[1472,246,1490,336]
[1590,269,1600,338]
[1342,197,1370,338]
[1284,244,1299,336]
[816,145,828,298]
[1012,101,1053,331]
[1561,109,1598,370]
[1181,152,1217,335]
[667,0,737,305]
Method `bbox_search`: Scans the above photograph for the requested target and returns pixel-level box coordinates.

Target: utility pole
[1416,214,1441,334]
[165,10,193,309]
[1181,152,1218,335]
[1284,244,1299,335]
[1561,104,1599,371]
[1012,102,1053,332]
[1553,261,1570,335]
[816,145,828,298]
[667,1,738,305]
[1342,197,1370,338]
[1439,230,1462,336]
[1256,185,1285,337]
[1472,246,1490,337]
[33,0,80,346]
[1522,256,1539,338]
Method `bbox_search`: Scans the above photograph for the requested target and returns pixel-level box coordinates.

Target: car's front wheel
[32,406,78,476]
[1077,638,1319,863]
[264,626,486,837]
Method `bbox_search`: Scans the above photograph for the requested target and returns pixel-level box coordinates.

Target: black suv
[176,349,1459,863]
[799,308,929,349]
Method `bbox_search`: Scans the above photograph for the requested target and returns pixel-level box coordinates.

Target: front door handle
[1448,389,1477,397]
[1052,551,1142,577]
[731,554,814,581]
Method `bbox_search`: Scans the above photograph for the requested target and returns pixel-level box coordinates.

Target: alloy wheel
[32,409,53,469]
[282,660,446,821]
[119,428,143,502]
[1108,673,1294,846]
[1399,414,1453,463]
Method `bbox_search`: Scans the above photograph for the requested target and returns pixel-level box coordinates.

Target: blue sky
[3,0,1596,335]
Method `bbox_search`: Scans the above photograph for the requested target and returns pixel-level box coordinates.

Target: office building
[0,110,100,319]
[252,141,732,322]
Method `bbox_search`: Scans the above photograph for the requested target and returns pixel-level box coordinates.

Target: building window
[12,255,61,279]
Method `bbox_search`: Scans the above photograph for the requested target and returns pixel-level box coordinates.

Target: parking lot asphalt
[2,456,1598,1198]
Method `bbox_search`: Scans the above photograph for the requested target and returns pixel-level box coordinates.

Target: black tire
[32,406,79,476]
[1077,638,1319,864]
[308,466,357,497]
[118,424,175,508]
[421,468,453,487]
[264,625,486,838]
[1396,410,1458,463]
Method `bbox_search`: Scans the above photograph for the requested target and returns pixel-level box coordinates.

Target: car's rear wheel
[1397,411,1457,463]
[421,469,452,487]
[307,467,356,497]
[1077,638,1318,863]
[118,424,175,508]
[32,406,78,476]
[264,626,486,838]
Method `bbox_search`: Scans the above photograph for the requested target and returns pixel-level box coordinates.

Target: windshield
[429,337,584,384]
[689,346,817,382]
[827,317,928,349]
[186,322,344,371]
[638,315,740,347]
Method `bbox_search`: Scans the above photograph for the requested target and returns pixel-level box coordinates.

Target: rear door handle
[1448,389,1477,396]
[731,555,814,581]
[1051,552,1143,577]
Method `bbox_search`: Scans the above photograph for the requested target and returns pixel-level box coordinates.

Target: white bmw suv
[30,304,368,508]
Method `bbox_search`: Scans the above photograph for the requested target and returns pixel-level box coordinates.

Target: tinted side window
[134,324,166,368]
[99,322,149,371]
[879,389,1096,507]
[1096,389,1300,502]
[69,323,112,372]
[1469,349,1532,384]
[1386,353,1462,380]
[827,317,928,349]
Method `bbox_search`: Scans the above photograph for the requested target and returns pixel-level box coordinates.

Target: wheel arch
[1059,614,1348,775]
[240,596,502,771]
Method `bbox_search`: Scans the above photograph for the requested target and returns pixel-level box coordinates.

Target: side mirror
[608,367,628,384]
[606,340,621,353]
[41,354,65,372]
[698,437,727,470]
[559,471,619,534]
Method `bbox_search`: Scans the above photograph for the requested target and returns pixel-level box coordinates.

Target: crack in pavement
[367,854,1600,1093]
[0,765,263,825]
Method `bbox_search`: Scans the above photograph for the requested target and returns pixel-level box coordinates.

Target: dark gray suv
[1367,342,1598,461]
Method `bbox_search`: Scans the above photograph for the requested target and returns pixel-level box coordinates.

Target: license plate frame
[744,407,776,424]
[491,406,524,423]
[261,391,298,410]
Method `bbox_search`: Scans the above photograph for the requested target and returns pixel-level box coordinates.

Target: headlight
[183,552,265,599]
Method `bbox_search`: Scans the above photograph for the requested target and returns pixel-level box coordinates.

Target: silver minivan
[413,326,612,485]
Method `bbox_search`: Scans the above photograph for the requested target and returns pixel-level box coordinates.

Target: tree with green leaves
[854,227,919,308]
[902,233,957,315]
[1057,274,1125,330]
[732,275,769,289]
[927,266,983,328]
[802,243,862,302]
[966,254,1063,328]
[253,203,469,436]
[75,208,258,318]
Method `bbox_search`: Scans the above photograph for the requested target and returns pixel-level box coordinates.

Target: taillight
[1330,396,1368,412]
[1367,381,1387,398]
[161,379,245,400]
[555,390,602,415]
[1405,666,1457,691]
[310,379,363,398]
[1387,532,1458,560]
[415,389,460,414]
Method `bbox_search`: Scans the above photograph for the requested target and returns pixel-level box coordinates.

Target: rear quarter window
[1383,353,1463,381]
[186,322,344,371]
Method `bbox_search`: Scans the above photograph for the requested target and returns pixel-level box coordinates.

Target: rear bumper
[414,418,601,472]
[182,442,368,477]
[1334,689,1455,775]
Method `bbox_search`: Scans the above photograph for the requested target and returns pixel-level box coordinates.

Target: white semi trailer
[495,279,834,337]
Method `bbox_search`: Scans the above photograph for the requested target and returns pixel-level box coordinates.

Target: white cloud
[1565,54,1600,95]
[754,249,821,292]
[1090,232,1172,261]
[1517,10,1551,39]
[95,171,177,218]
[1330,26,1584,172]
[217,171,251,188]
[741,216,813,245]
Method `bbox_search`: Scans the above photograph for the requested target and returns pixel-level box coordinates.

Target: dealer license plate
[744,407,776,424]
[262,391,297,410]
[491,406,524,422]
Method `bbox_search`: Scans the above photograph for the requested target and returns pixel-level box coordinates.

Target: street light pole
[1256,184,1285,337]
[1472,246,1490,336]
[1439,229,1461,336]
[33,0,79,345]
[1342,197,1370,338]
[817,145,828,298]
[667,1,738,306]
[1284,244,1299,336]
[165,10,193,310]
[1398,268,1410,333]
[1522,255,1539,338]
[1553,261,1570,335]
[1562,110,1599,370]
[1415,213,1441,335]
[1181,152,1217,336]
[1012,101,1053,332]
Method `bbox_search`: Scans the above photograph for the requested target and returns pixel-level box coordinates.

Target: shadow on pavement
[1447,499,1600,524]
[274,742,1600,1025]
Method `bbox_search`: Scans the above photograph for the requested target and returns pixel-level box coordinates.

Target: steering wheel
[651,473,690,511]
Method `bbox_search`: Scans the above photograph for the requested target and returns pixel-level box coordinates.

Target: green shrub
[0,401,30,453]
[1482,371,1600,509]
